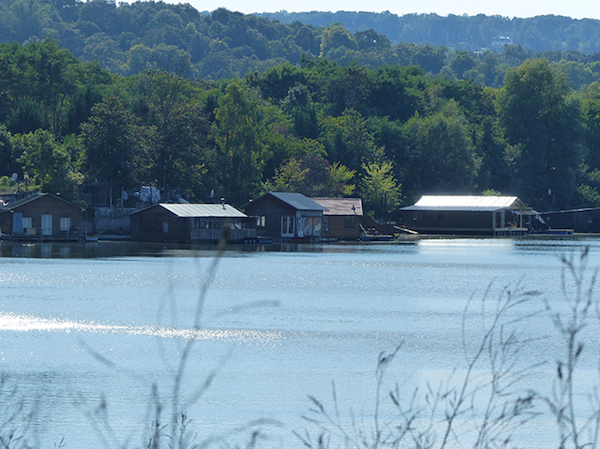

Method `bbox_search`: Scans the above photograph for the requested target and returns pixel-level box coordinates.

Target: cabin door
[41,214,52,235]
[281,216,294,237]
[12,213,23,234]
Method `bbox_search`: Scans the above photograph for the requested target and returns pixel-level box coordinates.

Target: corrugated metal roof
[311,198,363,216]
[159,203,247,218]
[270,192,328,211]
[401,195,526,212]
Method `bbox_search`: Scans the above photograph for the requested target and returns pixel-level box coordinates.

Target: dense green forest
[1,36,599,217]
[3,1,600,217]
[4,0,600,90]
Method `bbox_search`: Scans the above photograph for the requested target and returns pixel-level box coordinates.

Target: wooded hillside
[261,11,600,53]
[1,38,599,216]
[3,0,600,90]
[2,2,600,216]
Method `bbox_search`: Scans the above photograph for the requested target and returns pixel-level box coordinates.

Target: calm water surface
[0,236,599,448]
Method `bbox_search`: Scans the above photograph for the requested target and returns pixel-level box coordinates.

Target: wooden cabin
[243,192,327,240]
[310,197,363,240]
[130,203,255,243]
[400,195,536,235]
[0,193,83,239]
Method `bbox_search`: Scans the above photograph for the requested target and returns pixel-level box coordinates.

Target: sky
[145,0,600,19]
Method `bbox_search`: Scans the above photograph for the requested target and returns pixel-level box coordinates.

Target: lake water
[1,236,600,448]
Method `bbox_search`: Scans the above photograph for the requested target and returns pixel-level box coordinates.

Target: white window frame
[60,217,71,232]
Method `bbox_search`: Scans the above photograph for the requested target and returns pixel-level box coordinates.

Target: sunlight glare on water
[0,311,285,343]
[0,237,599,448]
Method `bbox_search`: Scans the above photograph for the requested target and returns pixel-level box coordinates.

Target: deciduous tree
[80,96,152,191]
[497,58,583,208]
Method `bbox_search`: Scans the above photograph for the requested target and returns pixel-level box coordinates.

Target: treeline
[6,0,600,90]
[1,39,599,217]
[261,11,600,54]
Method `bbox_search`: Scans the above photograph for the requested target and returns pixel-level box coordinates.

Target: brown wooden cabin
[243,192,327,240]
[310,197,363,240]
[400,195,536,235]
[0,193,83,239]
[130,203,255,243]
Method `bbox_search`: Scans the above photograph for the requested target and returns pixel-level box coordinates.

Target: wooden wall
[402,210,496,234]
[244,197,297,238]
[322,215,361,239]
[130,206,190,242]
[0,195,82,236]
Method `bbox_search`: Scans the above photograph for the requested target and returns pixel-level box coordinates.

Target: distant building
[310,197,364,240]
[0,193,83,239]
[400,195,537,235]
[244,192,327,240]
[130,203,255,243]
[492,36,512,48]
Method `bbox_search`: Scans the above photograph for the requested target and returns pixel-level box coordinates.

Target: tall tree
[403,100,478,200]
[15,129,82,198]
[359,159,401,220]
[151,102,211,201]
[80,96,152,191]
[497,59,583,209]
[211,80,269,204]
[0,125,18,178]
[320,108,382,173]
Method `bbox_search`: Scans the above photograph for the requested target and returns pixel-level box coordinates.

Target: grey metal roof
[401,195,528,212]
[159,203,247,218]
[311,197,363,216]
[270,192,328,211]
[1,192,81,211]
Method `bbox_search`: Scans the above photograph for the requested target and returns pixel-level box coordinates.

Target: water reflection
[1,235,599,260]
[0,240,372,259]
[0,311,284,344]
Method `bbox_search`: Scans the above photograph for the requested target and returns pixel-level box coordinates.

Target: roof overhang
[400,195,533,214]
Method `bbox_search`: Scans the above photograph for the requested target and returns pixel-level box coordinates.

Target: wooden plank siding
[0,194,82,238]
[130,204,254,243]
[244,193,325,240]
[322,215,361,239]
[400,195,536,235]
[130,206,190,242]
[245,198,298,238]
[311,198,363,240]
[403,210,498,235]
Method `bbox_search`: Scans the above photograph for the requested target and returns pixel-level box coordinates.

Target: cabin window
[344,216,355,228]
[162,221,169,233]
[322,216,329,232]
[256,216,266,227]
[60,217,71,231]
[309,216,321,235]
[22,217,32,229]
